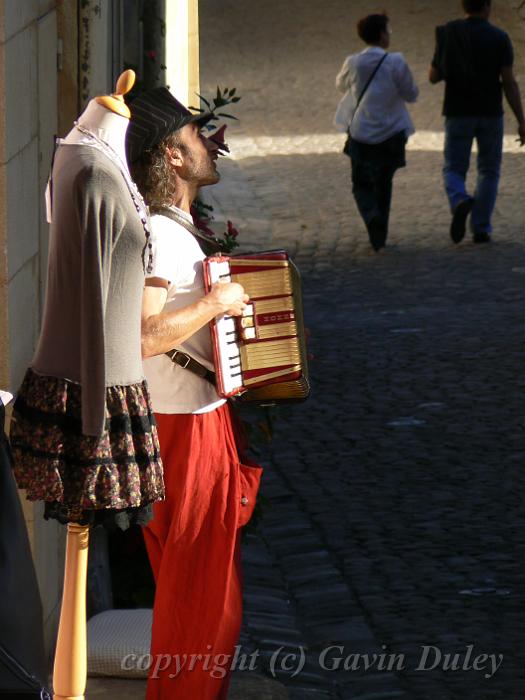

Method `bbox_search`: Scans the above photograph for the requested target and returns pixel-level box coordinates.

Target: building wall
[78,0,113,106]
[0,0,64,654]
[166,0,200,105]
[0,0,201,659]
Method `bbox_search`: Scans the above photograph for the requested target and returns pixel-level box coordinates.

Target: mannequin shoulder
[58,147,127,196]
[57,145,123,179]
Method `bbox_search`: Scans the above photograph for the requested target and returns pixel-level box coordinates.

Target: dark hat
[126,87,213,164]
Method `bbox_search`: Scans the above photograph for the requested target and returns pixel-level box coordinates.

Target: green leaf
[196,93,211,108]
[229,88,236,97]
[216,85,221,101]
[231,96,241,103]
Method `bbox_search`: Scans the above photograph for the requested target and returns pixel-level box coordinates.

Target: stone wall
[0,0,63,655]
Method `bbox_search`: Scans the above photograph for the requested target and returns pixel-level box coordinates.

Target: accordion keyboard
[207,260,245,395]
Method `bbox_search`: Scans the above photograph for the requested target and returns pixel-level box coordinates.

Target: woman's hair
[131,130,185,208]
[462,0,490,12]
[357,13,389,45]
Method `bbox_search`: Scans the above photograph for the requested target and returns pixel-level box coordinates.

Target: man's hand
[501,67,525,143]
[207,281,249,316]
[518,121,525,147]
[428,65,441,85]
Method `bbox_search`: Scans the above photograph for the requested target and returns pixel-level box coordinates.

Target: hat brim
[183,111,215,129]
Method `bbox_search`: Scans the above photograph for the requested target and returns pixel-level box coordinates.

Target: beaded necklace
[74,121,153,273]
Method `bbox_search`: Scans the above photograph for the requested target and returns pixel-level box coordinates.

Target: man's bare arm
[141,278,249,358]
[501,65,525,145]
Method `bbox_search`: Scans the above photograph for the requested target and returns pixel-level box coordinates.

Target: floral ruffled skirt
[9,369,165,525]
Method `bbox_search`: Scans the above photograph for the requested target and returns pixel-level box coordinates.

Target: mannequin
[9,70,165,700]
[57,78,136,700]
[61,71,133,164]
[63,102,128,159]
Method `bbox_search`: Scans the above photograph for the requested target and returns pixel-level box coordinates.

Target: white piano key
[207,260,231,284]
[220,317,236,333]
[210,280,248,393]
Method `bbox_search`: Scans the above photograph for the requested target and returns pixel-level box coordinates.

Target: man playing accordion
[127,87,262,700]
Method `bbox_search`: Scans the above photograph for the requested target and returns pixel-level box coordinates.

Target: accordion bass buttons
[238,304,256,341]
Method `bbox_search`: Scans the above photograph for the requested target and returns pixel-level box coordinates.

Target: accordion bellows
[203,251,310,403]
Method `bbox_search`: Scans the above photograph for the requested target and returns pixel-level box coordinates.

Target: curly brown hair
[131,131,186,207]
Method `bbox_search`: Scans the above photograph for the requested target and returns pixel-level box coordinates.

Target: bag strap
[151,207,220,386]
[351,52,388,126]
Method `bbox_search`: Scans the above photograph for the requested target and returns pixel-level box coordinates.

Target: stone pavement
[199,1,525,699]
[87,672,288,699]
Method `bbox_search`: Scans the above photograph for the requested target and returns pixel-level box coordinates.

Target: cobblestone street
[199,1,525,699]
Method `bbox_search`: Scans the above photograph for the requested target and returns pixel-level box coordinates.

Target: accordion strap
[165,348,216,387]
[149,205,223,253]
[152,207,220,386]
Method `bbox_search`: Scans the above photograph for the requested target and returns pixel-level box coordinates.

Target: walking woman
[335,13,419,251]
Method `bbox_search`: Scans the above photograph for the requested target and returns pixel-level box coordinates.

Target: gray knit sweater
[32,145,146,436]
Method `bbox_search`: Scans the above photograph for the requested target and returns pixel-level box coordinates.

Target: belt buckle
[173,351,191,369]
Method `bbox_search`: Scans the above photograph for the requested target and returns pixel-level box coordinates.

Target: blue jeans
[443,116,504,235]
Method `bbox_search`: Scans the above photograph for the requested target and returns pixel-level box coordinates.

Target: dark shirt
[432,17,513,117]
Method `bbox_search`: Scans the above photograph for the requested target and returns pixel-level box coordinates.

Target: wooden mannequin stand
[51,69,135,700]
[53,524,89,700]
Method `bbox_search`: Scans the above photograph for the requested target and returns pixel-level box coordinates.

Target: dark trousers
[345,131,407,236]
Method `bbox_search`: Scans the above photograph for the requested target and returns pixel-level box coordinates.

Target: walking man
[429,0,525,244]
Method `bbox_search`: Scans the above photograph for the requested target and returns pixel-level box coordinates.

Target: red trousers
[143,404,262,700]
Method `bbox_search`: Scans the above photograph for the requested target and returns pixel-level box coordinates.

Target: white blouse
[335,46,419,144]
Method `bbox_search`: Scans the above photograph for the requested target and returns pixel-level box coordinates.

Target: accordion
[203,251,310,404]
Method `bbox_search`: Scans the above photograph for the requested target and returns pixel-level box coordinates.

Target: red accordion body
[203,251,310,403]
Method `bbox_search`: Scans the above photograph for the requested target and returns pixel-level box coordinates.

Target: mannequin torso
[10,75,164,524]
[63,99,129,170]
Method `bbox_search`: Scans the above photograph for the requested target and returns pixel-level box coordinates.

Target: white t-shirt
[143,207,225,414]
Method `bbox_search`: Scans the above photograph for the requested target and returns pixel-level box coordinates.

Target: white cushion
[87,608,152,678]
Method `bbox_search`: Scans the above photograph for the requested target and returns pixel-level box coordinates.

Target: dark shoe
[450,197,474,244]
[367,217,387,252]
[473,231,491,244]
